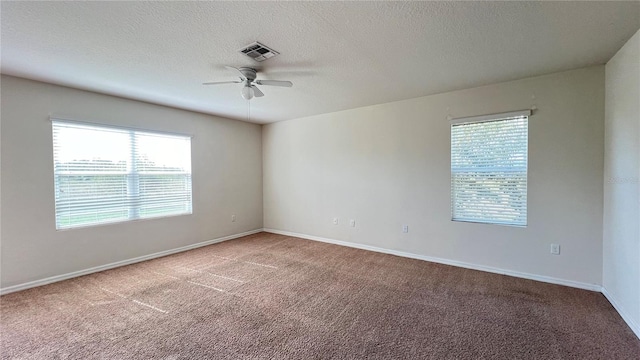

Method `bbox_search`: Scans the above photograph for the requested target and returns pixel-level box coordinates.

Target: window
[52,120,192,229]
[450,111,529,226]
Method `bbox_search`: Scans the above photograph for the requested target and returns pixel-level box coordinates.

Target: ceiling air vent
[239,42,279,62]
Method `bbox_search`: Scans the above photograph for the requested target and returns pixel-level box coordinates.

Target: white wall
[603,29,640,336]
[263,66,605,287]
[0,75,263,289]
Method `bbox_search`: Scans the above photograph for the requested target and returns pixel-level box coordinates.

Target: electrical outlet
[402,225,409,233]
[333,218,338,225]
[550,244,560,255]
[231,215,236,222]
[349,219,356,227]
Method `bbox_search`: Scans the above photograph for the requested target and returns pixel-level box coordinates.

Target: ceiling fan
[203,66,293,100]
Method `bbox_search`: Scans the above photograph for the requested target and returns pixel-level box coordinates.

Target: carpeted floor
[1,232,639,359]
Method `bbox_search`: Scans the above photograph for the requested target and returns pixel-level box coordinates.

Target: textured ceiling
[2,2,639,124]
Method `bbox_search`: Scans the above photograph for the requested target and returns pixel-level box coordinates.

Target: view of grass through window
[52,120,192,229]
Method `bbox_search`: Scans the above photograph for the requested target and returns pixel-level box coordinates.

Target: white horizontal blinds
[135,132,192,219]
[52,121,192,229]
[53,122,130,229]
[451,116,528,226]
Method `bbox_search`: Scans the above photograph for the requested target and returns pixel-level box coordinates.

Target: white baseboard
[263,228,602,292]
[601,287,640,340]
[264,228,640,340]
[0,229,263,296]
[3,227,638,341]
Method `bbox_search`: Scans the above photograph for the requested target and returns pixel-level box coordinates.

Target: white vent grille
[239,42,279,62]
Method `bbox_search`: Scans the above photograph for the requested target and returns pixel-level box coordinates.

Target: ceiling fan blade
[255,80,293,87]
[251,85,264,97]
[202,81,242,85]
[225,66,247,80]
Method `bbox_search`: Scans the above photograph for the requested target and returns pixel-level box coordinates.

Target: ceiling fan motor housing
[239,67,257,81]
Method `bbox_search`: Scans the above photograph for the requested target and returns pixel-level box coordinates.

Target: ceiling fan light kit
[241,85,255,100]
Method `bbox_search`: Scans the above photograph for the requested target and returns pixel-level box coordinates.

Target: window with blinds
[451,113,528,226]
[52,120,192,229]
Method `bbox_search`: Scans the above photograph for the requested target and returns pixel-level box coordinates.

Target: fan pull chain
[247,98,251,122]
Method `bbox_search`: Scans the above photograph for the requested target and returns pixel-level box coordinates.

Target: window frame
[449,110,530,227]
[51,117,193,230]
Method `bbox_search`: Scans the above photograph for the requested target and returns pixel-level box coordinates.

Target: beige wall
[0,75,263,288]
[263,66,605,286]
[603,29,640,335]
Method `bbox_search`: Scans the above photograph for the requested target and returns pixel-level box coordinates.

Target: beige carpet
[1,232,639,359]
